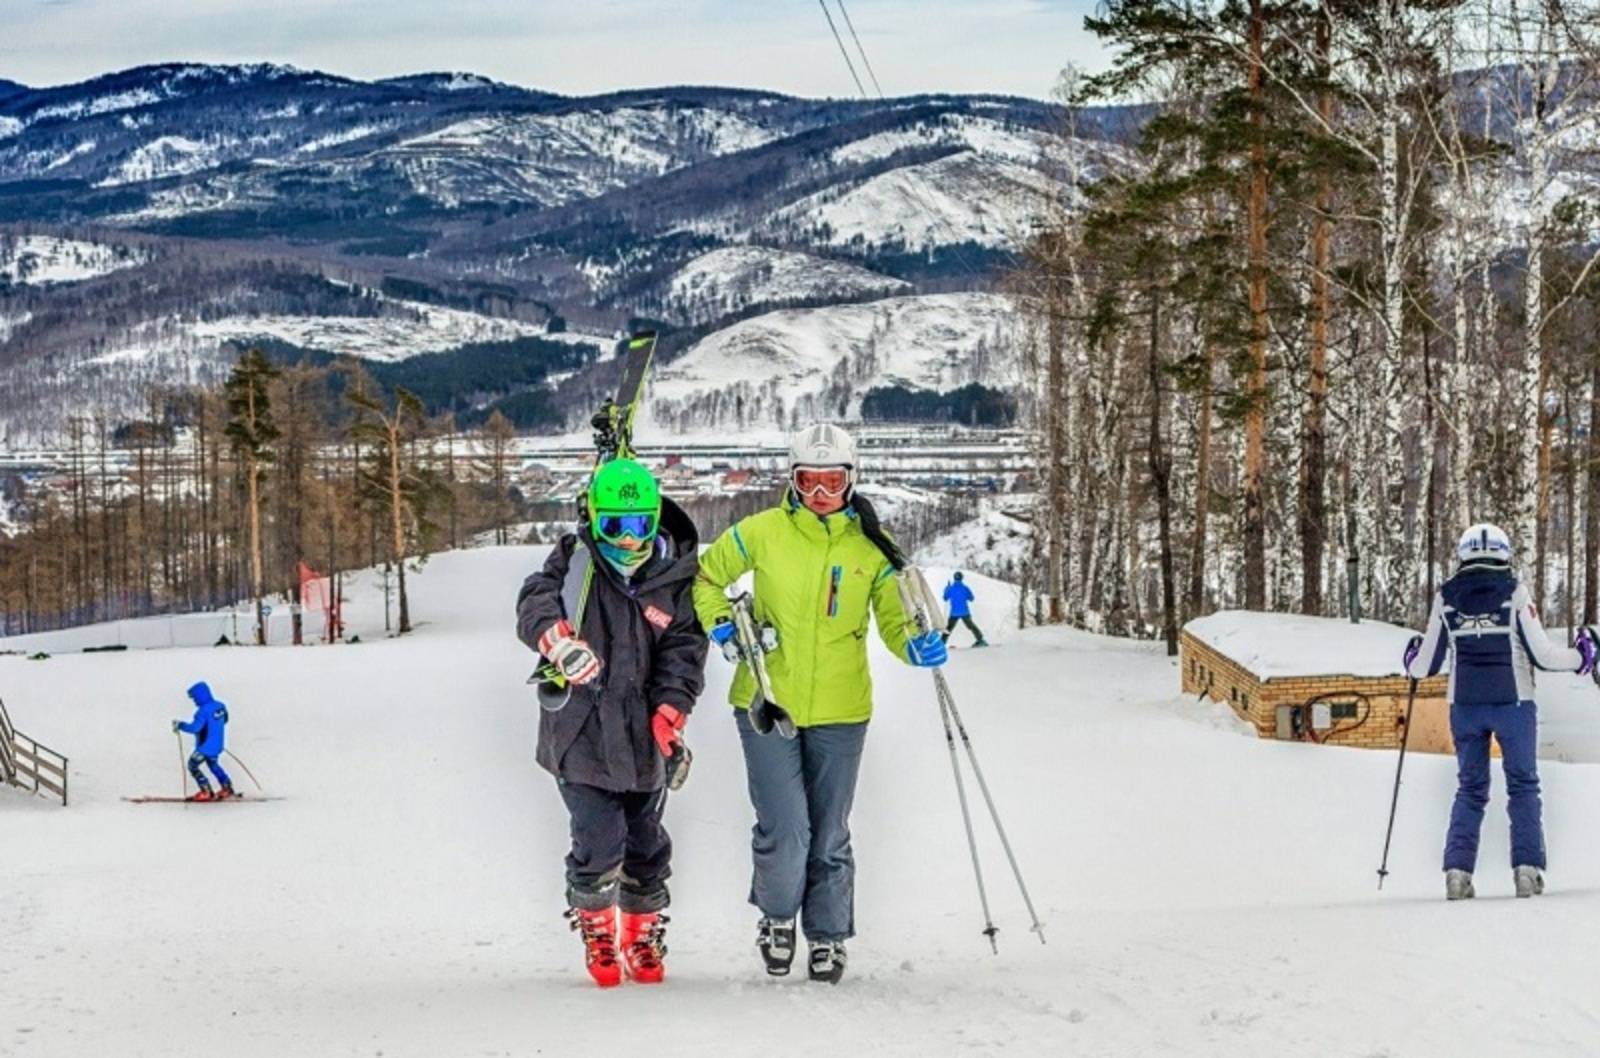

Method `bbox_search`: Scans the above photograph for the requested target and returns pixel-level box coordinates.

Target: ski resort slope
[3,546,1600,1058]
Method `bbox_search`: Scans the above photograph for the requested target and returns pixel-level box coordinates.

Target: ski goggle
[594,511,658,543]
[792,466,851,498]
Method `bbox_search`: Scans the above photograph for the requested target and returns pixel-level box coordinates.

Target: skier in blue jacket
[1404,523,1595,900]
[941,571,987,646]
[173,681,234,801]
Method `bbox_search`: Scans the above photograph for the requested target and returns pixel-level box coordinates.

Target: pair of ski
[124,794,282,804]
[523,331,692,790]
[529,329,659,712]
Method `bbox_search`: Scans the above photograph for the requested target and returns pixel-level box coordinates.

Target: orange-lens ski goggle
[793,467,850,498]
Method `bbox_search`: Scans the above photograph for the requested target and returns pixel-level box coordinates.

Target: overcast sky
[2,1,1108,100]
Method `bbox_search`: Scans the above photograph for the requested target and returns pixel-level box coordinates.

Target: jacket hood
[187,681,214,705]
[1443,565,1515,614]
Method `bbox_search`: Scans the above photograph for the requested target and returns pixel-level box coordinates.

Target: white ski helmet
[788,423,859,489]
[1457,523,1512,566]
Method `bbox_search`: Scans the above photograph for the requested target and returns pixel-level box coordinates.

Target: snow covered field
[4,547,1600,1057]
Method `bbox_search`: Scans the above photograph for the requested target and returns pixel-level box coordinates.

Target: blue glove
[710,618,740,664]
[1402,635,1422,672]
[905,630,948,668]
[1577,627,1596,676]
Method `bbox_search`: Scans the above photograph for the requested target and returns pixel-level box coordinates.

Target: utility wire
[814,0,994,284]
[835,0,885,98]
[818,0,868,97]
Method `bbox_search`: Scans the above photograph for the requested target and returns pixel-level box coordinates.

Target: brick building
[1180,611,1453,754]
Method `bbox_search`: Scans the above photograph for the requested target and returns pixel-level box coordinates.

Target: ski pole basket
[0,695,69,806]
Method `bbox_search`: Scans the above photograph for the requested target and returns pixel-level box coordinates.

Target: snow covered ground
[4,547,1600,1057]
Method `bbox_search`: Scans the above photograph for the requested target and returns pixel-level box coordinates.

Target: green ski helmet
[587,458,661,543]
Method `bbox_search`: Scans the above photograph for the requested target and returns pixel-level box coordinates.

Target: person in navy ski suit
[1404,523,1596,900]
[940,571,987,646]
[173,681,233,801]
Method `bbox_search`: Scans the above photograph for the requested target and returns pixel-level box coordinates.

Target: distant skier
[694,423,946,984]
[515,458,708,988]
[1403,522,1596,901]
[172,681,233,801]
[941,571,987,647]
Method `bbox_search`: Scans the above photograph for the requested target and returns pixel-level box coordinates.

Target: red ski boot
[566,907,622,988]
[619,911,668,984]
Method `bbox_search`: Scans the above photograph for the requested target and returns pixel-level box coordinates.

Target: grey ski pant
[734,708,868,943]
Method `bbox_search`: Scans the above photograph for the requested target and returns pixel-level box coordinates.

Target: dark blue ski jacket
[177,681,229,757]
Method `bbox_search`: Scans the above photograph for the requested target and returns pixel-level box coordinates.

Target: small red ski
[122,794,283,804]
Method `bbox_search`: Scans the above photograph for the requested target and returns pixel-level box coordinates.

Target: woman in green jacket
[693,423,947,984]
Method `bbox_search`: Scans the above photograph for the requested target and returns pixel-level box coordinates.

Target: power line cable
[835,0,885,98]
[815,0,996,285]
[818,0,868,97]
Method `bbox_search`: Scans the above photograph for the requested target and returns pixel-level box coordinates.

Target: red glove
[652,704,687,757]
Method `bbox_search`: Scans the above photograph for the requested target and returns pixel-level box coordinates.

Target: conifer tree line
[1015,0,1600,652]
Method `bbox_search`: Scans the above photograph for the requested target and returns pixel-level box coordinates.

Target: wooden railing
[0,696,68,806]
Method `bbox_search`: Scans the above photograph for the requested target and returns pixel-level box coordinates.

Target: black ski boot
[756,916,796,976]
[807,940,847,984]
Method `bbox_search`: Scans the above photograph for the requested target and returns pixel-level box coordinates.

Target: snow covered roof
[1183,610,1415,681]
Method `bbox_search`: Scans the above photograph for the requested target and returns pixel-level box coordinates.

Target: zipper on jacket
[826,565,841,618]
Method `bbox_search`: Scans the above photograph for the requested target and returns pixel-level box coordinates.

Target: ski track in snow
[3,546,1600,1056]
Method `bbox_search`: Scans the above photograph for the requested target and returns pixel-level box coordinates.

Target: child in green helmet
[515,458,708,987]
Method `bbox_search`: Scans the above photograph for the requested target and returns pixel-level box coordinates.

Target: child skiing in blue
[941,571,987,646]
[173,681,234,801]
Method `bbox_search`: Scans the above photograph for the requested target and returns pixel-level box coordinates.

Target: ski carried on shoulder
[728,591,795,738]
[529,330,660,711]
[123,794,282,804]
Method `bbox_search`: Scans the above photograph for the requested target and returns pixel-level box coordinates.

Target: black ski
[530,330,660,707]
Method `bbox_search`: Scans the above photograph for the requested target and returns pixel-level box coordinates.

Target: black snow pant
[944,614,986,644]
[557,779,672,913]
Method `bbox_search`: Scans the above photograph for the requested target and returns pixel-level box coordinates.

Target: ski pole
[938,674,1046,944]
[176,730,187,798]
[224,749,264,792]
[899,566,1046,947]
[1376,676,1419,889]
[934,665,999,951]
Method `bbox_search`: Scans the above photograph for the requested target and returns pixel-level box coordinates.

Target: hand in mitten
[709,618,740,664]
[652,704,687,757]
[905,630,949,669]
[1402,634,1423,673]
[1576,627,1597,676]
[537,619,602,685]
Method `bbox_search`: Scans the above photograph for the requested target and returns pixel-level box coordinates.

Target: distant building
[1181,611,1452,753]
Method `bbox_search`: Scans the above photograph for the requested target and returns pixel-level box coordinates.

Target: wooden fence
[0,696,68,806]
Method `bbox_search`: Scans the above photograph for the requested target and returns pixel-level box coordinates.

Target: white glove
[537,619,601,685]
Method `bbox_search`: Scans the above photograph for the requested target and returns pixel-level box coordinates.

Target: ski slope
[3,546,1600,1057]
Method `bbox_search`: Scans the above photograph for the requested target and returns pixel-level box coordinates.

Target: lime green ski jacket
[693,498,915,728]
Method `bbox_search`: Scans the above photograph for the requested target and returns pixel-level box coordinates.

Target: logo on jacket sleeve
[643,604,672,629]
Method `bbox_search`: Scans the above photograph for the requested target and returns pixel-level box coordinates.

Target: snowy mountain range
[0,63,1137,444]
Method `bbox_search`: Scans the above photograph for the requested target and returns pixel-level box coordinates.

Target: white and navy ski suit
[1406,563,1582,871]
